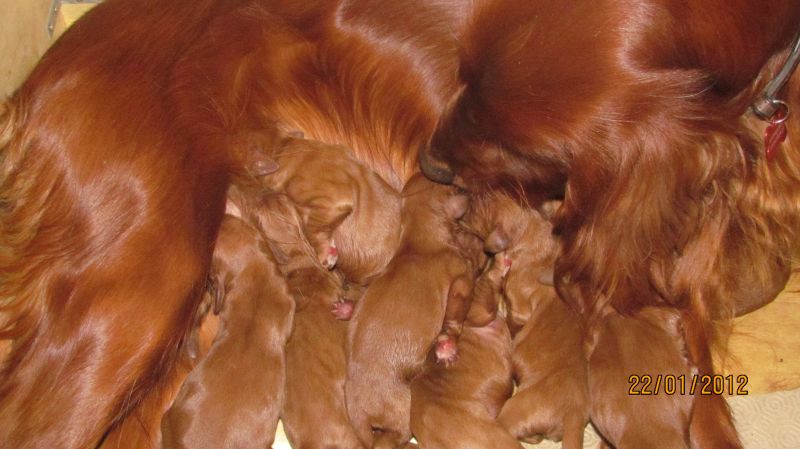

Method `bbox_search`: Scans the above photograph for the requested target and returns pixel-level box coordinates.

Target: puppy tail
[682,311,743,449]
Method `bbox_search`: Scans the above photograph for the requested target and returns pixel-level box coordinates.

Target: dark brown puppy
[410,255,521,449]
[161,215,294,449]
[345,174,476,449]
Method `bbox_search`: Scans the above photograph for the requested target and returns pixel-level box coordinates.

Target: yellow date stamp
[628,374,749,396]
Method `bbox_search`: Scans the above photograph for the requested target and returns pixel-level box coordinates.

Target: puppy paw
[320,240,338,269]
[434,335,458,365]
[331,300,354,320]
[501,255,512,278]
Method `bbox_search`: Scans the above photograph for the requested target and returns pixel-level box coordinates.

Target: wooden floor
[717,273,800,395]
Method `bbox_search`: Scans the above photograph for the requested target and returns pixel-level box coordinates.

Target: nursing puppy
[463,193,588,448]
[232,129,402,287]
[588,306,696,449]
[243,194,364,449]
[161,215,294,449]
[497,285,588,449]
[282,269,364,449]
[345,174,477,448]
[410,254,521,449]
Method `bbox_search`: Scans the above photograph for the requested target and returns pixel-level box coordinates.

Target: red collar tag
[764,109,788,162]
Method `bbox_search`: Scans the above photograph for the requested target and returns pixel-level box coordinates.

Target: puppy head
[400,173,471,243]
[462,191,539,254]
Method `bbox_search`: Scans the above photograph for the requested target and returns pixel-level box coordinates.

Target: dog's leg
[435,273,474,364]
[466,253,510,327]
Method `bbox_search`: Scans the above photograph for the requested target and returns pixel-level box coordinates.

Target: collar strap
[752,32,800,121]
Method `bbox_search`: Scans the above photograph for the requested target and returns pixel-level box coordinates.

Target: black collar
[752,32,800,121]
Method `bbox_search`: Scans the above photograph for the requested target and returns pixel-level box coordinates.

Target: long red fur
[0,0,469,447]
[423,1,800,447]
[3,0,799,447]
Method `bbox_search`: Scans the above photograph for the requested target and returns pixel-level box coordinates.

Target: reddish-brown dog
[461,193,588,448]
[231,129,402,283]
[410,255,521,449]
[237,192,365,449]
[422,0,800,323]
[161,215,294,449]
[345,174,478,449]
[228,130,402,320]
[98,296,219,449]
[588,307,697,449]
[420,2,800,445]
[0,1,466,445]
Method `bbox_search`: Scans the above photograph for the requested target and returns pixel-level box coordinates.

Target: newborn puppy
[282,270,364,449]
[588,306,696,449]
[345,174,477,448]
[463,193,588,449]
[410,254,522,449]
[231,128,402,288]
[241,193,364,449]
[161,215,294,449]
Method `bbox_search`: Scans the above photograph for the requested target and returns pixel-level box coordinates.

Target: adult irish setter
[0,0,467,447]
[1,0,799,448]
[421,0,800,448]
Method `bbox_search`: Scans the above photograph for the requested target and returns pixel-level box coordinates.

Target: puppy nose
[419,148,455,185]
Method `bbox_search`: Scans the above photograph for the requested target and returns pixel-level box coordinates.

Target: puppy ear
[444,194,470,220]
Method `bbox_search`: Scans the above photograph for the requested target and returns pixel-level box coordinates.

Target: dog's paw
[501,254,512,278]
[320,240,338,270]
[435,335,459,366]
[331,300,354,320]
